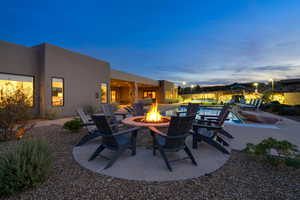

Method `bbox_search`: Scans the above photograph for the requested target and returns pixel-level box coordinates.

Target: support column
[134,82,138,103]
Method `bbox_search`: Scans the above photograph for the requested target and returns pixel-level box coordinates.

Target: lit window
[101,83,108,103]
[51,78,64,106]
[111,90,117,103]
[0,73,34,106]
[144,90,156,99]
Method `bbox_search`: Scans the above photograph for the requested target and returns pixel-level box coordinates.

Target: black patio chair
[149,115,197,172]
[197,105,234,139]
[88,114,140,170]
[192,106,231,154]
[124,103,146,116]
[176,103,199,117]
[76,108,101,146]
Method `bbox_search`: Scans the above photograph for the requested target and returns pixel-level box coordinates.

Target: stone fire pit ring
[122,116,170,127]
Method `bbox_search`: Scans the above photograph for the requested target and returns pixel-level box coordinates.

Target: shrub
[45,107,61,120]
[0,87,33,141]
[244,137,299,168]
[0,138,52,196]
[85,105,100,115]
[63,118,82,132]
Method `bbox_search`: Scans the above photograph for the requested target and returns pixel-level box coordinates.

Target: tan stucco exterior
[0,40,178,117]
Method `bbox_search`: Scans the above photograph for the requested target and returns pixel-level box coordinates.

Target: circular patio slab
[73,136,230,182]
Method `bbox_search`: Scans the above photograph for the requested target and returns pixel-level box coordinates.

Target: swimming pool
[162,105,244,124]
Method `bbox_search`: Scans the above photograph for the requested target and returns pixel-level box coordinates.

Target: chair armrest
[193,123,222,129]
[198,114,218,117]
[195,119,218,123]
[149,126,167,136]
[82,122,95,126]
[114,112,127,119]
[112,127,141,136]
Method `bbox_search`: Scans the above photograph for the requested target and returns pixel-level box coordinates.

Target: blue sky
[1,0,300,85]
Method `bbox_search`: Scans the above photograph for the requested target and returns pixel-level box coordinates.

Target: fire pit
[122,103,170,127]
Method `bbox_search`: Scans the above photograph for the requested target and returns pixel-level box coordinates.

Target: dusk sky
[1,0,300,85]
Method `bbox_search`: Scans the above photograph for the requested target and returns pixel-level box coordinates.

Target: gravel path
[1,126,300,200]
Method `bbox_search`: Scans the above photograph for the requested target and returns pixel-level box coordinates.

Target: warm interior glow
[145,102,162,122]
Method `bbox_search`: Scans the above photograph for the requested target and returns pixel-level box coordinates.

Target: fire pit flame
[145,102,162,122]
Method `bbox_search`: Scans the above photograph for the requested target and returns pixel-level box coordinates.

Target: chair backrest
[133,103,145,116]
[77,108,95,133]
[101,104,114,116]
[249,99,254,105]
[186,103,199,116]
[77,108,90,124]
[217,105,230,126]
[91,114,118,146]
[255,99,262,110]
[165,115,195,149]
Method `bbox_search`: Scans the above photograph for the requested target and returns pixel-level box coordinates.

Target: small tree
[0,85,33,141]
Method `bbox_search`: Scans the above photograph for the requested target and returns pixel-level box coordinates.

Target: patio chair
[192,106,231,154]
[76,108,101,146]
[238,99,262,111]
[88,114,140,169]
[149,115,197,172]
[124,103,146,116]
[176,103,199,117]
[197,105,234,139]
[101,104,127,123]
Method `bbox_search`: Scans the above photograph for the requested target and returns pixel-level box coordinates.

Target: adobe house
[0,40,178,117]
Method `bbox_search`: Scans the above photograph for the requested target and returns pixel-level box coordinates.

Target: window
[143,90,156,99]
[51,77,64,106]
[100,83,108,103]
[0,73,34,106]
[111,90,117,103]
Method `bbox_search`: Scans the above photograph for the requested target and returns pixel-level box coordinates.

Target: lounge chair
[149,115,197,172]
[76,108,101,146]
[88,114,140,169]
[176,103,199,117]
[237,99,262,111]
[192,106,232,154]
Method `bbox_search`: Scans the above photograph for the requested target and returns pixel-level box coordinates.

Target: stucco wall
[0,40,41,114]
[41,44,111,116]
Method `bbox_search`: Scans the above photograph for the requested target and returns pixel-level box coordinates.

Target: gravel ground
[1,126,300,200]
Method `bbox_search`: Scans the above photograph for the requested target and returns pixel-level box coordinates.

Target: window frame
[51,77,64,107]
[0,72,35,107]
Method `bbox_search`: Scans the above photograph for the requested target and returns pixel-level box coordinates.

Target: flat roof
[111,69,159,86]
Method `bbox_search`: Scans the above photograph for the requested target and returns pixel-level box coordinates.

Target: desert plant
[111,103,120,112]
[244,137,299,168]
[45,107,61,120]
[63,118,82,132]
[0,86,33,141]
[85,105,100,115]
[0,138,52,196]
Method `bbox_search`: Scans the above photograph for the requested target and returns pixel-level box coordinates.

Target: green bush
[0,138,52,196]
[63,118,82,132]
[244,137,299,168]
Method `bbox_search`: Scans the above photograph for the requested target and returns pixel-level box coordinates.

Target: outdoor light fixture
[182,81,186,86]
[268,78,275,91]
[191,84,194,88]
[253,82,258,93]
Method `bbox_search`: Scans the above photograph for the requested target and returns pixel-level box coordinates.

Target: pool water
[163,106,244,124]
